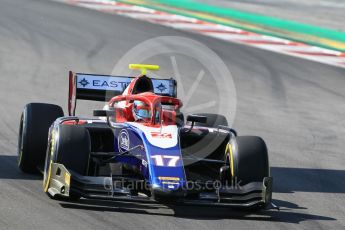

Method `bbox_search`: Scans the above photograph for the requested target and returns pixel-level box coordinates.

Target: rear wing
[68,71,177,116]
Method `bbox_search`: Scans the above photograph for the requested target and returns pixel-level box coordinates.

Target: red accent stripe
[62,120,88,125]
[290,51,342,57]
[75,0,132,7]
[148,19,196,24]
[67,0,78,5]
[164,20,209,25]
[152,11,171,15]
[194,29,254,35]
[75,0,118,5]
[100,9,152,14]
[157,20,209,25]
[238,39,304,46]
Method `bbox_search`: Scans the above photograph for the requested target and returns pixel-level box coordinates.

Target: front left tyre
[17,103,64,173]
[43,125,91,200]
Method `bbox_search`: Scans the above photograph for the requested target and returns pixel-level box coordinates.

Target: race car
[17,64,272,209]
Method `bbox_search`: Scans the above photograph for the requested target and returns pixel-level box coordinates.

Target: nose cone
[151,182,187,199]
[150,170,185,191]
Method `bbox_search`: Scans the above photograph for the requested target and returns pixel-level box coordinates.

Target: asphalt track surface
[1,0,345,229]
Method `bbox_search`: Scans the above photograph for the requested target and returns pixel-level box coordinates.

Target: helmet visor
[133,101,151,121]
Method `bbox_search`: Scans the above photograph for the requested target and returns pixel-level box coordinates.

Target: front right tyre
[227,136,270,210]
[229,136,269,185]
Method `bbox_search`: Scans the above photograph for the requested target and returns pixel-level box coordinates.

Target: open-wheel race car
[17,64,273,210]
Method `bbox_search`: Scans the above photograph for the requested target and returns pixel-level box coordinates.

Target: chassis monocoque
[17,64,272,210]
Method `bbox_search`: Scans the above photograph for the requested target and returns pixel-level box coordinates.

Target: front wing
[46,163,272,208]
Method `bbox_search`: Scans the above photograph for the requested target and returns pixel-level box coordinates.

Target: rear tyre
[17,103,63,173]
[43,125,91,200]
[187,113,228,128]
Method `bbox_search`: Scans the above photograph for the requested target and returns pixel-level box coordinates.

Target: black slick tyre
[17,103,63,173]
[43,125,91,200]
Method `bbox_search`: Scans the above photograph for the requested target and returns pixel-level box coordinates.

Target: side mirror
[93,110,115,117]
[187,114,207,124]
[185,115,207,132]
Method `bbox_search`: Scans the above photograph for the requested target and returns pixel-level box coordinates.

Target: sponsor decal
[151,132,172,139]
[92,79,129,88]
[151,155,180,167]
[78,78,90,87]
[152,80,172,95]
[158,176,180,181]
[77,75,131,90]
[76,75,175,96]
[162,182,180,185]
[127,122,178,148]
[118,129,130,152]
[155,83,167,93]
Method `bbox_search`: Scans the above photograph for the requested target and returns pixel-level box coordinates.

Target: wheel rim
[43,145,52,192]
[17,114,24,166]
[43,130,56,192]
